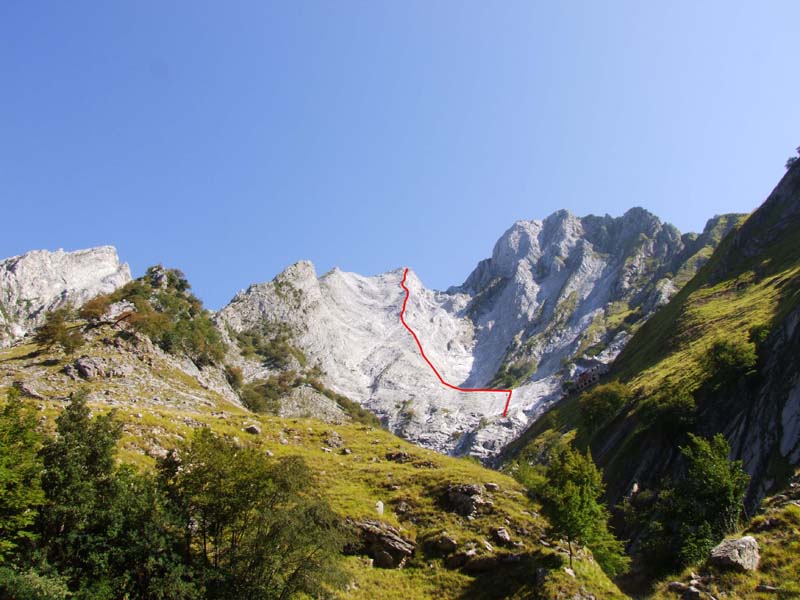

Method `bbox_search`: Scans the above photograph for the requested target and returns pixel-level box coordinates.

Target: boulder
[434,533,458,554]
[708,536,760,572]
[385,450,414,463]
[491,526,512,546]
[463,554,499,574]
[74,356,106,379]
[344,519,416,569]
[244,424,262,435]
[324,430,344,448]
[443,483,490,517]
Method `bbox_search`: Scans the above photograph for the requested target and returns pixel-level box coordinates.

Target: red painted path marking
[399,268,513,417]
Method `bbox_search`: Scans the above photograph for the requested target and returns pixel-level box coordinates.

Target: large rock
[708,536,760,572]
[443,483,490,517]
[0,246,131,347]
[344,519,416,569]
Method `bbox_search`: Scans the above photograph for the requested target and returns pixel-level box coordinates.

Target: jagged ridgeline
[215,210,739,460]
[501,161,800,591]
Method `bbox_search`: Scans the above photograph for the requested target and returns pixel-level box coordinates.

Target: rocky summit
[217,208,739,458]
[0,246,131,348]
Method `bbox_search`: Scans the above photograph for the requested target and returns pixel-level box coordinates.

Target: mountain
[218,209,739,458]
[0,272,624,600]
[499,161,800,588]
[0,246,131,348]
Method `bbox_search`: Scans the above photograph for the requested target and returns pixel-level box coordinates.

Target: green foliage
[536,444,629,576]
[78,295,112,322]
[158,429,347,599]
[234,322,306,369]
[578,382,632,437]
[0,566,70,600]
[33,308,84,355]
[638,386,696,435]
[630,433,749,574]
[239,371,298,414]
[702,338,757,389]
[223,364,243,390]
[109,267,225,366]
[36,391,195,599]
[305,378,382,427]
[0,390,45,562]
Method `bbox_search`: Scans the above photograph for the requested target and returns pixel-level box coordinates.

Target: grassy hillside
[650,474,800,599]
[0,320,624,599]
[499,163,800,594]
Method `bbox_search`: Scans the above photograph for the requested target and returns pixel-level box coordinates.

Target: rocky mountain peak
[219,208,739,458]
[0,246,131,347]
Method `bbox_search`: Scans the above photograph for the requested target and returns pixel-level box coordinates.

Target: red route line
[399,268,513,417]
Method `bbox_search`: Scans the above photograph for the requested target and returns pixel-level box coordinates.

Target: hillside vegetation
[501,162,800,592]
[0,270,624,599]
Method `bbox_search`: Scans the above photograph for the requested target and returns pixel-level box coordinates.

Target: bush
[234,323,306,369]
[0,567,70,600]
[108,267,226,366]
[240,371,299,414]
[77,295,112,322]
[224,365,243,390]
[33,308,84,355]
[632,433,749,574]
[579,382,632,436]
[158,429,348,599]
[639,387,696,434]
[703,338,757,388]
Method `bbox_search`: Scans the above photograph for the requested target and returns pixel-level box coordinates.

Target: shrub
[703,338,757,389]
[632,433,749,574]
[109,267,226,366]
[639,386,696,434]
[224,364,243,390]
[33,308,84,355]
[579,382,632,436]
[78,294,112,322]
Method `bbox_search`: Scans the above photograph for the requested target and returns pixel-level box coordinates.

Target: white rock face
[0,246,131,347]
[220,209,735,458]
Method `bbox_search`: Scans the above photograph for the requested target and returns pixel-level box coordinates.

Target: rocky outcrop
[218,210,733,458]
[442,483,491,517]
[344,518,416,568]
[0,246,131,347]
[707,536,760,572]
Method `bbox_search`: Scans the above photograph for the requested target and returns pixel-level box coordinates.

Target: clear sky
[2,2,799,308]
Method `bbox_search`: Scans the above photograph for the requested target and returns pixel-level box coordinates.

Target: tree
[158,429,347,599]
[633,433,749,573]
[0,389,44,562]
[33,308,84,355]
[37,391,195,599]
[37,391,123,593]
[538,444,628,575]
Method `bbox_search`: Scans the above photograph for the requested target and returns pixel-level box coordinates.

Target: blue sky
[2,2,798,308]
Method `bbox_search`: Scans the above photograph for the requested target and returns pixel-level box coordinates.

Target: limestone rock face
[219,209,736,458]
[708,536,760,571]
[0,246,131,347]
